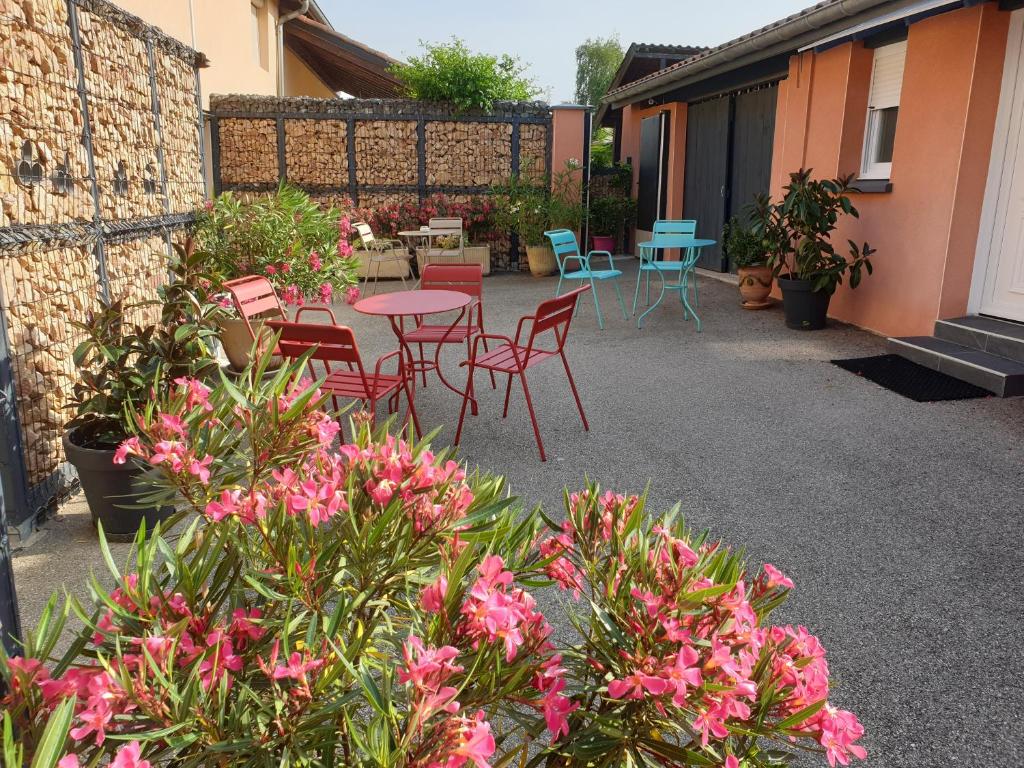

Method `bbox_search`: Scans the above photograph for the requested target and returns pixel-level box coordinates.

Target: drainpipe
[277,0,309,96]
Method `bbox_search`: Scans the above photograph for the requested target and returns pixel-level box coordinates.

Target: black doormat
[831,354,990,402]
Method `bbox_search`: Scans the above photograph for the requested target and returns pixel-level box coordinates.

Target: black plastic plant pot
[778,276,832,331]
[62,429,173,542]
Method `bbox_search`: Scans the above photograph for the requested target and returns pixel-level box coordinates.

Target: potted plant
[194,185,359,366]
[723,216,773,310]
[461,196,497,275]
[63,242,222,540]
[587,164,635,253]
[752,170,876,330]
[493,174,556,276]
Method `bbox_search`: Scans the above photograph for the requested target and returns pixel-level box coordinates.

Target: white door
[976,11,1024,322]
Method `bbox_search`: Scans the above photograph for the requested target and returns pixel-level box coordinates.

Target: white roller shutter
[868,41,907,110]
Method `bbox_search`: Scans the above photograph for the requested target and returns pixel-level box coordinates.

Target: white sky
[318,0,814,102]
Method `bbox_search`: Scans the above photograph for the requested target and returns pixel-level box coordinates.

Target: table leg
[637,267,668,328]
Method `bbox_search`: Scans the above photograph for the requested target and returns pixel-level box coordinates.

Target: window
[251,1,268,70]
[861,41,906,179]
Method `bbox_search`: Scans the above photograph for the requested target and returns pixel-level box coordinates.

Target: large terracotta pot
[218,317,284,372]
[525,245,557,277]
[737,265,773,310]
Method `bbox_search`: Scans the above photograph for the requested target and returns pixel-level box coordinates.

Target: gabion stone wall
[209,96,555,271]
[0,0,206,529]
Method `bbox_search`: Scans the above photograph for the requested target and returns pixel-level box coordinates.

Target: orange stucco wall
[551,107,588,206]
[771,3,1010,336]
[618,102,687,256]
[115,0,335,105]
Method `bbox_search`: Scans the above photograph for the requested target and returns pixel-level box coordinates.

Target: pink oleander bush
[0,358,865,768]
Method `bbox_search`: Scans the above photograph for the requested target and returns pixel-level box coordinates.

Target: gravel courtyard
[14,262,1024,767]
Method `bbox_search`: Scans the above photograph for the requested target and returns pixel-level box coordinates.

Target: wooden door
[729,85,777,245]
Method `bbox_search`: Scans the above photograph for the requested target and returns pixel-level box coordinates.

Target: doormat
[831,354,990,402]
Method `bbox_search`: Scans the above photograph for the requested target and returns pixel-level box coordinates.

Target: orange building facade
[609,1,1024,338]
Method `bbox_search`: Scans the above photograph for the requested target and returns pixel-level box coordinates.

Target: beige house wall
[115,0,335,105]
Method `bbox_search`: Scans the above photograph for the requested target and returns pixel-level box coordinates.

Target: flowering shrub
[2,362,865,767]
[354,194,497,244]
[195,184,359,306]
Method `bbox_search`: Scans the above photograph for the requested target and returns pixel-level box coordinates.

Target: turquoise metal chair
[634,219,699,312]
[544,229,628,330]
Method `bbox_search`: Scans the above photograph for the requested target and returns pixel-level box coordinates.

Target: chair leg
[418,342,427,387]
[613,279,629,320]
[632,268,643,315]
[555,275,563,297]
[402,379,421,438]
[371,260,381,296]
[481,337,497,389]
[454,361,476,445]
[645,268,651,305]
[589,276,604,330]
[560,351,589,431]
[518,371,546,462]
[502,373,514,417]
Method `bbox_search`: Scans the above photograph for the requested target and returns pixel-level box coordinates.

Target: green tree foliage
[574,35,624,108]
[391,38,539,112]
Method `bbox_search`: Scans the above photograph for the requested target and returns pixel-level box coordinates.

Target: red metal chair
[223,275,339,333]
[266,319,420,437]
[455,286,590,462]
[400,264,496,389]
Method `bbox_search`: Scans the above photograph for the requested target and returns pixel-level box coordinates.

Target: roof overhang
[595,42,705,126]
[283,15,403,97]
[602,0,968,109]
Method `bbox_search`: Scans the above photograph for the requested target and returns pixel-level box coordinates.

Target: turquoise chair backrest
[544,229,580,274]
[650,219,697,249]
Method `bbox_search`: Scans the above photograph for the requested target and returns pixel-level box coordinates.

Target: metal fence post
[66,0,110,301]
[346,117,357,205]
[416,119,426,206]
[0,290,26,655]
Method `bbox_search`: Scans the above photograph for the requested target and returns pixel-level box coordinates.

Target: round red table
[353,289,475,406]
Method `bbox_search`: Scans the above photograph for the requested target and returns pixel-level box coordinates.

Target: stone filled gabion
[286,120,348,187]
[0,0,205,499]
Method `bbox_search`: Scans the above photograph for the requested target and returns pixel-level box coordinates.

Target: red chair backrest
[265,320,363,367]
[526,286,590,353]
[420,264,483,298]
[224,276,286,326]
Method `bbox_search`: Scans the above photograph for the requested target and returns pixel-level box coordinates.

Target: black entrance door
[729,86,778,231]
[636,113,669,232]
[683,97,730,270]
[683,83,778,271]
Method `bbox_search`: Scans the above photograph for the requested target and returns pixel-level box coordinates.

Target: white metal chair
[421,217,466,268]
[356,221,411,295]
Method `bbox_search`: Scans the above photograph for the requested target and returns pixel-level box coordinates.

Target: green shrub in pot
[750,170,876,329]
[63,240,222,540]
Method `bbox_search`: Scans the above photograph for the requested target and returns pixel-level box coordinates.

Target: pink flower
[70,700,113,745]
[693,703,730,747]
[452,712,496,768]
[763,564,794,590]
[175,377,213,412]
[309,251,322,271]
[265,265,277,276]
[818,705,867,766]
[188,454,214,484]
[664,645,703,706]
[149,440,187,472]
[112,437,145,465]
[724,756,739,768]
[345,285,361,305]
[110,741,151,768]
[318,282,333,304]
[607,670,670,700]
[58,756,80,768]
[205,489,241,522]
[420,576,448,613]
[272,651,324,682]
[203,200,214,212]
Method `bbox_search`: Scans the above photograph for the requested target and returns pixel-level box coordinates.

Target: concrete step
[934,315,1024,364]
[887,335,1024,397]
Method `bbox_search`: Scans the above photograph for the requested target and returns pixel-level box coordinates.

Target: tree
[574,35,624,109]
[391,38,540,112]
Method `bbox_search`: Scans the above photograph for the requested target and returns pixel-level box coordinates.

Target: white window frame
[861,40,907,180]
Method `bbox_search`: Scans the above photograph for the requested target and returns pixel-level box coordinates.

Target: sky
[317,0,814,102]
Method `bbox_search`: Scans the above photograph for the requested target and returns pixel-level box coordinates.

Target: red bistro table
[353,289,477,411]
